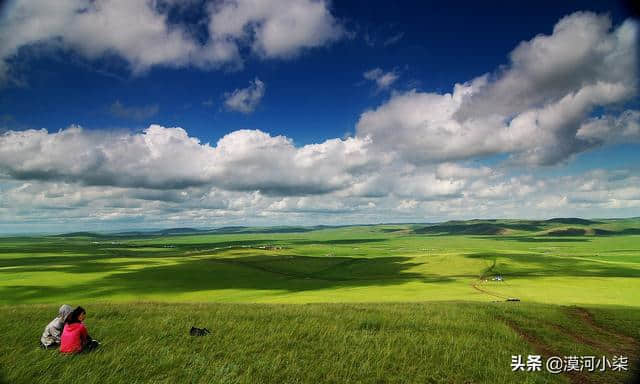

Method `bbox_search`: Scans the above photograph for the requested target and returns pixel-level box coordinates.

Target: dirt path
[470,280,508,300]
[501,317,594,384]
[471,258,512,300]
[500,307,640,384]
[565,307,639,354]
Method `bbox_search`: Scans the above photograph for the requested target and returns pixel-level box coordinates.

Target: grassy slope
[1,219,639,383]
[1,302,638,384]
[1,220,638,305]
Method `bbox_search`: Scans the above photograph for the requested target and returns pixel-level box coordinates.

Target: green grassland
[1,218,639,383]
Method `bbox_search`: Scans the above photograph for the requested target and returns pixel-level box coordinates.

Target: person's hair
[65,306,86,324]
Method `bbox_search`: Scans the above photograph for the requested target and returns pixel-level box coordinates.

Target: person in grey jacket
[40,304,73,349]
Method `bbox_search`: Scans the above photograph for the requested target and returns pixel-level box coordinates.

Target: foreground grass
[1,302,638,384]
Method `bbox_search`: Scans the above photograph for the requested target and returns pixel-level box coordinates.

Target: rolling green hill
[1,219,639,383]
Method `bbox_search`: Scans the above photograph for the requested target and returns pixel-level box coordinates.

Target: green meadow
[1,218,639,383]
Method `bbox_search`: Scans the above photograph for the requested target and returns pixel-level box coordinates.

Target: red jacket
[60,323,88,354]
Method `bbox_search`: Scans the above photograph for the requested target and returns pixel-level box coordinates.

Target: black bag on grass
[190,327,210,336]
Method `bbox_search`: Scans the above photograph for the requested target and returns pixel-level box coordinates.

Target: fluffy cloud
[356,82,490,164]
[356,12,638,166]
[208,0,344,58]
[0,0,204,83]
[435,163,493,180]
[577,110,640,143]
[0,124,376,195]
[209,129,377,195]
[363,68,399,90]
[0,0,344,84]
[4,164,638,232]
[0,125,215,188]
[456,12,637,119]
[393,171,465,200]
[1,152,639,232]
[224,78,266,114]
[551,170,640,209]
[1,10,639,230]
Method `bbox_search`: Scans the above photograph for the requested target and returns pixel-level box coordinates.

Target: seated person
[60,306,100,354]
[40,304,73,349]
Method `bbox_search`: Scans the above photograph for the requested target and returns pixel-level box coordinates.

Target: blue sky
[0,0,638,233]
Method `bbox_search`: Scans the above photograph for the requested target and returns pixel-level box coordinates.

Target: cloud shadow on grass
[465,252,640,279]
[413,222,544,235]
[290,238,388,245]
[481,236,590,243]
[1,254,454,304]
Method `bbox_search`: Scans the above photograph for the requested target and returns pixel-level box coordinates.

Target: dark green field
[1,219,639,383]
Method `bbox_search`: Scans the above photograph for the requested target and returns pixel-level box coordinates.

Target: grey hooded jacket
[40,304,73,347]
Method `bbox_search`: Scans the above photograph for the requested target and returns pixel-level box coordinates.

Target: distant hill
[545,228,587,236]
[50,218,640,239]
[111,227,205,236]
[415,223,511,235]
[52,231,105,238]
[57,226,319,238]
[52,228,206,238]
[158,228,203,235]
[547,227,640,236]
[413,220,546,235]
[413,218,640,237]
[544,218,599,225]
[205,226,315,234]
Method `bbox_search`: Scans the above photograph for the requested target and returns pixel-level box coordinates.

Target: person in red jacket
[60,306,99,354]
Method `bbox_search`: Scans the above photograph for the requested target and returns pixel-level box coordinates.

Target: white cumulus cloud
[0,124,377,195]
[356,12,638,166]
[0,10,639,230]
[224,78,266,114]
[577,110,640,143]
[0,0,345,84]
[208,0,344,58]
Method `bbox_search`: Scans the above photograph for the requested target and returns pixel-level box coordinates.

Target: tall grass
[1,302,637,383]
